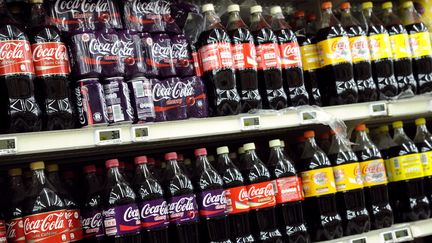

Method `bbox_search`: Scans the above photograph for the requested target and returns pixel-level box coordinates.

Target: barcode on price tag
[240,116,261,131]
[350,237,367,243]
[369,102,388,117]
[95,128,122,146]
[132,126,150,142]
[299,111,317,124]
[0,137,17,155]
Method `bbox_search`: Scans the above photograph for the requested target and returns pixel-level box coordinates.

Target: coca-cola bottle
[102,159,142,243]
[46,164,83,242]
[267,139,309,242]
[162,152,199,243]
[250,5,287,110]
[23,161,70,243]
[270,6,309,107]
[5,168,25,243]
[197,3,241,116]
[242,143,282,242]
[192,148,231,242]
[27,0,74,131]
[215,146,254,242]
[132,156,169,243]
[0,0,41,133]
[81,164,105,243]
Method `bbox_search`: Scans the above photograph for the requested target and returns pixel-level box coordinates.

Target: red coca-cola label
[274,176,304,204]
[31,42,71,76]
[23,210,70,243]
[256,43,281,70]
[66,209,83,242]
[0,220,7,243]
[6,218,25,243]
[232,43,257,70]
[279,42,302,68]
[247,181,276,210]
[198,42,233,72]
[192,51,202,76]
[0,40,35,76]
[224,186,250,214]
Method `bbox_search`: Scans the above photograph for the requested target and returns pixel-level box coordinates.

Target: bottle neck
[32,169,46,185]
[136,163,153,179]
[402,6,422,25]
[204,10,222,30]
[196,155,212,170]
[107,166,123,182]
[357,130,370,143]
[9,175,23,187]
[166,159,182,174]
[269,146,284,164]
[245,149,259,161]
[30,3,46,27]
[219,153,233,166]
[251,12,267,26]
[228,11,241,22]
[362,8,373,19]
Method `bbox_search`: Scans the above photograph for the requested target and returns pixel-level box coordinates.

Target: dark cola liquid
[406,23,432,94]
[316,26,358,105]
[415,128,432,212]
[5,171,26,243]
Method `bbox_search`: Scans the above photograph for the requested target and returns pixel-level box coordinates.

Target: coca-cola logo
[153,81,193,102]
[352,39,367,50]
[54,0,110,15]
[168,197,196,214]
[238,187,249,202]
[81,213,102,229]
[131,0,170,15]
[119,41,135,57]
[331,40,348,52]
[24,212,66,235]
[6,220,21,239]
[0,42,27,60]
[32,43,69,62]
[202,192,226,207]
[152,43,171,59]
[283,44,299,58]
[141,201,169,219]
[363,161,385,174]
[123,207,140,222]
[89,39,122,56]
[248,183,275,199]
[172,43,188,59]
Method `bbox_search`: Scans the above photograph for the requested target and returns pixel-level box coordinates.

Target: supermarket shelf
[319,218,432,243]
[0,95,431,163]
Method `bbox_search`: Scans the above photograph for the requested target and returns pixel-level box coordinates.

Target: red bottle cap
[356,123,367,131]
[148,157,155,165]
[134,156,148,165]
[321,1,332,10]
[340,2,351,10]
[83,165,96,173]
[106,159,119,168]
[165,152,178,161]
[295,10,305,18]
[308,13,317,21]
[119,161,126,169]
[319,132,329,140]
[304,130,315,138]
[194,148,207,157]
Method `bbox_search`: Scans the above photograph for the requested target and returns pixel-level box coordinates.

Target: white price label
[350,237,367,243]
[394,228,413,242]
[0,137,17,155]
[240,116,261,131]
[132,126,150,142]
[299,111,317,124]
[369,102,388,117]
[95,128,122,146]
[380,231,394,243]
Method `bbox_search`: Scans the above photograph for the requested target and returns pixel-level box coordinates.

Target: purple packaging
[167,194,199,225]
[153,77,189,122]
[48,0,123,33]
[118,30,147,78]
[170,1,200,30]
[127,76,155,123]
[74,78,109,127]
[139,32,158,78]
[102,203,141,236]
[182,76,208,118]
[197,189,228,218]
[81,210,104,240]
[101,77,134,124]
[171,34,194,77]
[91,30,125,77]
[69,31,102,78]
[151,33,176,78]
[138,198,169,229]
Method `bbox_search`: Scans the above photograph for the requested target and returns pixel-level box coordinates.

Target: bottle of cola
[193,148,231,242]
[23,161,70,243]
[162,152,199,243]
[102,159,142,243]
[0,0,41,133]
[5,168,25,243]
[215,146,255,242]
[414,118,432,208]
[28,0,74,131]
[132,156,169,243]
[81,164,105,243]
[242,143,282,242]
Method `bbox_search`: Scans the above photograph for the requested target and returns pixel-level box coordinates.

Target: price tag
[0,137,17,155]
[240,116,261,131]
[369,102,388,117]
[394,228,413,242]
[95,128,122,146]
[299,111,317,124]
[132,126,150,142]
[350,237,367,243]
[380,231,394,243]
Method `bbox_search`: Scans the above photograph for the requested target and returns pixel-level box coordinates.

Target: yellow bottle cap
[379,125,390,132]
[392,121,404,129]
[402,1,414,8]
[30,161,45,171]
[416,118,426,126]
[46,164,59,172]
[382,2,393,9]
[362,1,373,9]
[8,168,22,177]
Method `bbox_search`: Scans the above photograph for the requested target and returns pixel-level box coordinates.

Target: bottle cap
[340,2,351,10]
[250,5,263,14]
[295,10,305,18]
[238,147,245,154]
[280,141,286,148]
[304,130,315,138]
[270,6,282,15]
[30,161,45,170]
[8,168,22,177]
[382,2,393,9]
[217,146,229,155]
[392,121,403,129]
[362,1,373,9]
[416,118,426,126]
[227,4,240,13]
[319,132,329,140]
[194,148,207,157]
[105,159,119,168]
[29,0,43,3]
[402,1,414,8]
[243,143,256,151]
[46,164,59,172]
[178,154,184,161]
[134,156,148,165]
[379,125,390,132]
[321,1,332,10]
[83,165,96,173]
[329,129,336,136]
[355,123,367,131]
[165,152,178,161]
[202,3,215,12]
[366,128,370,133]
[269,139,281,148]
[148,157,155,165]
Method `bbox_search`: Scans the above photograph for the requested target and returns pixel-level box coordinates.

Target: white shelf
[0,95,431,156]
